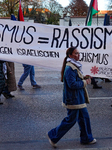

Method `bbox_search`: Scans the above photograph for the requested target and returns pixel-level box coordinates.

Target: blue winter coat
[62,62,89,109]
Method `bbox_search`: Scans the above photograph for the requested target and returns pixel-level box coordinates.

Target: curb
[57,148,112,150]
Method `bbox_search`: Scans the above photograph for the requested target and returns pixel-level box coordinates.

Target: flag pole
[85,0,94,26]
[97,12,98,26]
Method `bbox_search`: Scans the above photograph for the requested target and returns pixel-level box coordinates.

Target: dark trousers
[48,108,94,144]
[91,77,97,85]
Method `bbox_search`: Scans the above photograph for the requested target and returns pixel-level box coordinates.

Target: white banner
[0,19,112,78]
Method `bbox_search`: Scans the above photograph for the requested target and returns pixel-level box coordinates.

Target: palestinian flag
[18,0,24,21]
[85,0,98,26]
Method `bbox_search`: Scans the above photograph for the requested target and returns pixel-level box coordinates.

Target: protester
[18,64,41,90]
[47,47,96,147]
[91,77,102,89]
[2,62,17,99]
[0,61,5,104]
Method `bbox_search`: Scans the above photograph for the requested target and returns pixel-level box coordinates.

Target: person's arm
[65,67,85,89]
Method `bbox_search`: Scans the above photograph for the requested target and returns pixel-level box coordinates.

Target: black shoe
[0,102,3,104]
[32,84,41,89]
[8,94,15,98]
[93,85,102,89]
[2,93,10,99]
[0,97,3,104]
[91,81,98,85]
[18,85,25,90]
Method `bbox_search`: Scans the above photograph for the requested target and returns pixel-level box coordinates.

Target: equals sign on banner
[38,37,49,44]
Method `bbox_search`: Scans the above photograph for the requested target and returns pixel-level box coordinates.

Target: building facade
[60,16,105,26]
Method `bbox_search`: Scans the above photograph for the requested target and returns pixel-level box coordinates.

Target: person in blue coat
[47,47,96,147]
[18,64,41,90]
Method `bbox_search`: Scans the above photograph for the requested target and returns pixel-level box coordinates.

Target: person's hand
[84,75,91,79]
[86,78,91,84]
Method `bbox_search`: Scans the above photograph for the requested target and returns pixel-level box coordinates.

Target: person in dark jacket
[0,61,5,104]
[2,62,17,99]
[47,47,96,147]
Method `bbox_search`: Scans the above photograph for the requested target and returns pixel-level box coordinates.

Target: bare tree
[107,0,112,9]
[0,0,43,17]
[44,0,63,16]
[0,0,19,16]
[0,0,63,25]
[43,0,63,24]
[23,0,47,23]
[64,0,88,16]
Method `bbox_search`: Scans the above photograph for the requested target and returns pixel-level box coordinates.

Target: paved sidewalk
[0,63,112,150]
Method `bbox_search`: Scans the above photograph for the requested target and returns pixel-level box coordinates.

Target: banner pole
[85,0,94,26]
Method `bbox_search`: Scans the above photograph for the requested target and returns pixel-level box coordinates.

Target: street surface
[0,63,112,150]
